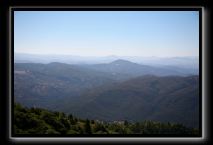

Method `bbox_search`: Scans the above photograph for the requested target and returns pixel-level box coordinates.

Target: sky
[14,11,199,57]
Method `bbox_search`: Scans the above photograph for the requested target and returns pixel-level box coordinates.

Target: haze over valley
[14,58,199,128]
[14,11,200,135]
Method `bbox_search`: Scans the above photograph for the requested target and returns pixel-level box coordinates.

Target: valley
[14,59,200,129]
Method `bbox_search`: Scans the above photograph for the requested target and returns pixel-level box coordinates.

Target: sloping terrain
[81,59,188,80]
[14,62,117,109]
[14,103,199,135]
[14,62,199,128]
[68,75,199,128]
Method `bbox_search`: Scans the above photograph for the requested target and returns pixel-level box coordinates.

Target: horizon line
[14,52,199,58]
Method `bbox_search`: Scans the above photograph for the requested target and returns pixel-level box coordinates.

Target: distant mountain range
[14,60,200,128]
[81,59,196,79]
[14,53,199,69]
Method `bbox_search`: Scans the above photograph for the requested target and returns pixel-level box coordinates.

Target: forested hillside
[14,62,199,128]
[60,75,200,128]
[14,103,199,136]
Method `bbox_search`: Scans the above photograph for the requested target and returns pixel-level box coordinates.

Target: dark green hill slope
[14,63,199,128]
[68,75,199,128]
[14,103,199,136]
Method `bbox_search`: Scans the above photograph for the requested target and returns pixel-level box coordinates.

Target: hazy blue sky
[14,11,199,57]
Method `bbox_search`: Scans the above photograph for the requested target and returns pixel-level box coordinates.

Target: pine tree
[124,120,129,126]
[84,119,92,134]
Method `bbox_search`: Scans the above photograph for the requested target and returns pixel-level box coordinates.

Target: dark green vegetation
[72,75,199,128]
[14,60,199,129]
[14,103,199,135]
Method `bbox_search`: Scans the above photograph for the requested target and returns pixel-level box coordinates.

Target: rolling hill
[14,62,117,109]
[61,75,199,128]
[14,61,200,128]
[81,59,192,79]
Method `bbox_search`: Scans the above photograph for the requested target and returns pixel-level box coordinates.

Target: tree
[94,122,107,133]
[131,122,141,133]
[84,119,92,134]
[68,114,73,120]
[91,120,95,124]
[124,120,129,126]
[14,103,199,135]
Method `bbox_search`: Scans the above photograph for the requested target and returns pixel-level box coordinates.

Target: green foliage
[14,103,199,135]
[15,63,199,129]
[84,119,92,134]
[93,122,107,133]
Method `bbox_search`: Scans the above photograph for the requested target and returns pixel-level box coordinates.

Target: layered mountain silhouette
[69,75,199,128]
[14,60,200,128]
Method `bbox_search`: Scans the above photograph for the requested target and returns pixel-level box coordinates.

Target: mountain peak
[110,59,134,65]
